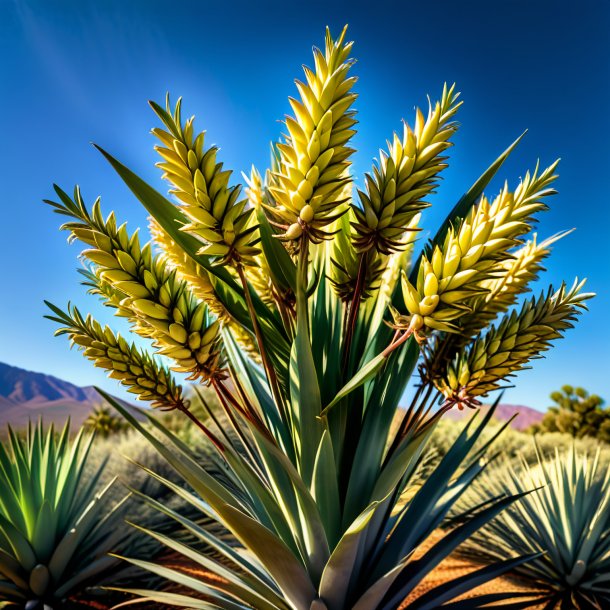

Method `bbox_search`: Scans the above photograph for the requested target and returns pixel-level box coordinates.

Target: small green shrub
[429,413,610,467]
[530,385,610,442]
[427,414,527,460]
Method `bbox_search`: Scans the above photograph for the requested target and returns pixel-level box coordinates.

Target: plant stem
[417,394,452,436]
[341,252,366,373]
[229,365,296,461]
[381,328,413,358]
[218,377,274,440]
[409,382,437,432]
[384,381,425,461]
[275,289,295,343]
[177,403,224,451]
[192,385,236,453]
[296,238,310,334]
[215,377,254,422]
[236,263,287,423]
[212,378,266,476]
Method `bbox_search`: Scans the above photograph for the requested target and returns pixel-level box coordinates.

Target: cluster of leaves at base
[451,441,610,609]
[0,421,135,609]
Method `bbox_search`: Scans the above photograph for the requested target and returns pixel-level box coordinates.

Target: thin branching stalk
[296,238,311,334]
[212,378,268,478]
[193,385,239,452]
[275,287,296,343]
[341,254,366,373]
[236,263,288,424]
[177,402,225,451]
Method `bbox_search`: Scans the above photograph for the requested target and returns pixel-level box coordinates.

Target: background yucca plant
[46,26,592,609]
[454,444,610,609]
[83,403,128,438]
[0,421,134,608]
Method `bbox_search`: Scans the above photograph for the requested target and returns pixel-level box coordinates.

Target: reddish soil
[397,530,545,608]
[84,538,546,609]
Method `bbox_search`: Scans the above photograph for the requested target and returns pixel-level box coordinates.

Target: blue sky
[1,0,608,411]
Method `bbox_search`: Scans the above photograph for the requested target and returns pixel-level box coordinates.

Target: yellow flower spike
[150,96,260,267]
[352,83,462,255]
[48,187,225,383]
[457,230,573,340]
[436,279,593,406]
[266,26,358,245]
[150,217,260,360]
[398,159,561,340]
[242,168,278,308]
[46,302,187,411]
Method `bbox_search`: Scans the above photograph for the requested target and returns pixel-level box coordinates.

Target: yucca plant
[0,421,134,608]
[83,404,128,438]
[45,26,592,609]
[454,444,610,609]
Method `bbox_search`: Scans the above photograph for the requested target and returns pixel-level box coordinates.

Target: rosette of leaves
[453,444,610,609]
[0,421,135,608]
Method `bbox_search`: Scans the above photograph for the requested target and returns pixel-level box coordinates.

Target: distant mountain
[1,361,544,432]
[446,402,544,430]
[0,362,133,429]
[0,362,100,403]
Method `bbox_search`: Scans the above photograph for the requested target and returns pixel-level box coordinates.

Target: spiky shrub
[0,421,134,608]
[46,27,591,609]
[455,445,610,609]
[83,403,128,438]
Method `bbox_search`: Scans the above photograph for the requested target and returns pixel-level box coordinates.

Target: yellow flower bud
[300,205,315,223]
[419,295,439,316]
[284,223,303,240]
[423,273,439,298]
[409,314,425,332]
[169,323,188,344]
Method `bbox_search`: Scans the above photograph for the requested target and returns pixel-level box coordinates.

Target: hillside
[0,362,129,429]
[446,402,544,430]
